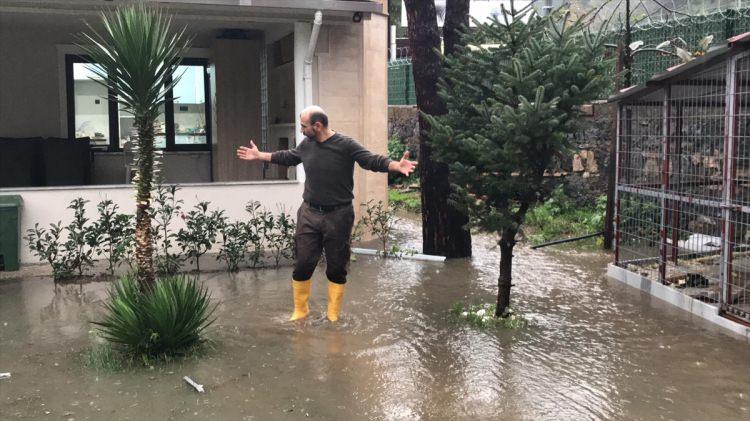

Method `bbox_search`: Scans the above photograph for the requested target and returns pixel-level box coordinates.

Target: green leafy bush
[266,208,296,268]
[66,198,96,276]
[91,199,135,275]
[387,136,419,186]
[150,185,184,276]
[524,187,606,247]
[358,200,398,257]
[25,198,110,279]
[25,222,74,280]
[244,201,271,268]
[217,220,246,272]
[94,275,216,358]
[177,202,224,272]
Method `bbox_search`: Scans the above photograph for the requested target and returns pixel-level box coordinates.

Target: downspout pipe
[303,10,323,107]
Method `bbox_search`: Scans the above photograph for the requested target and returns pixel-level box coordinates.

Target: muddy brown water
[1,215,749,420]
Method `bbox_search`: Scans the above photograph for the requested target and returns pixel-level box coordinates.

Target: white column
[293,21,311,183]
[390,25,396,61]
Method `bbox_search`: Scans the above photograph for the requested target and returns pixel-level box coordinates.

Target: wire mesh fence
[622,7,750,85]
[388,6,750,105]
[615,49,750,324]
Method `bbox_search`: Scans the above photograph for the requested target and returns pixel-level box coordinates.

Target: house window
[66,55,211,152]
[173,63,208,147]
[70,62,110,147]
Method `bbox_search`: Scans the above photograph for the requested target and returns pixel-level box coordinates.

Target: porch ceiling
[0,0,382,23]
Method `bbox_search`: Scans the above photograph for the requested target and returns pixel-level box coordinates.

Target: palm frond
[75,1,192,118]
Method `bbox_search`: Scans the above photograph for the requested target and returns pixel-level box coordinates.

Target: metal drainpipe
[260,39,269,179]
[303,10,323,107]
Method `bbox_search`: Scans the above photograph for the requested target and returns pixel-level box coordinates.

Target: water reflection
[1,215,749,419]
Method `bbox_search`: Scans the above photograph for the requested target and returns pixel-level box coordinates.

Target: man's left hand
[390,151,418,176]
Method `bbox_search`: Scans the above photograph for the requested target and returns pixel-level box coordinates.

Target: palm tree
[77,1,191,289]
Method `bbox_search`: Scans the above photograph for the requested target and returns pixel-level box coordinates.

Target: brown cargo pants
[292,201,355,284]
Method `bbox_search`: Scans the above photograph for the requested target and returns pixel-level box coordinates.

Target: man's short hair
[309,111,328,128]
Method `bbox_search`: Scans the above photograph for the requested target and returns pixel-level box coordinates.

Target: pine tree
[427,5,613,317]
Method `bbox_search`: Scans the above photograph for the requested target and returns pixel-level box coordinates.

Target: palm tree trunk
[495,227,516,317]
[135,116,156,290]
[109,241,115,275]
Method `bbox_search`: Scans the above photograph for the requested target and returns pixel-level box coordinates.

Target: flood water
[1,215,749,420]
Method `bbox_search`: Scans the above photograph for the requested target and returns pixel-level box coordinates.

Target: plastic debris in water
[183,376,204,393]
[0,373,10,380]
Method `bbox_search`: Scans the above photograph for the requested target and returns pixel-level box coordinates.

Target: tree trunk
[134,116,155,290]
[404,0,472,258]
[496,227,516,318]
[443,0,470,56]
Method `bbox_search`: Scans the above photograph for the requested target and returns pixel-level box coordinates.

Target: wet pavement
[1,215,749,420]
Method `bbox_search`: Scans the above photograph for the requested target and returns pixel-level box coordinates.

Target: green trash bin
[0,195,23,271]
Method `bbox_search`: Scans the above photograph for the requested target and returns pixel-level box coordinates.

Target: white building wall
[6,181,303,264]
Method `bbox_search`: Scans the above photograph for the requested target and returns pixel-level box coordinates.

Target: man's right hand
[236,140,261,161]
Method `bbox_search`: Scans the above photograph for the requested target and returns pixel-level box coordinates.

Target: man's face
[300,114,321,138]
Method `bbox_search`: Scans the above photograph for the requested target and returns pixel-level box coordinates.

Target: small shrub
[450,302,526,329]
[358,200,398,257]
[151,185,184,276]
[25,198,98,280]
[217,220,246,272]
[93,275,216,358]
[266,207,296,268]
[66,198,96,276]
[244,201,270,268]
[177,202,224,272]
[354,200,418,258]
[91,199,135,275]
[25,222,74,280]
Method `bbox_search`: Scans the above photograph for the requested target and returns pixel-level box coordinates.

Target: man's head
[300,105,328,139]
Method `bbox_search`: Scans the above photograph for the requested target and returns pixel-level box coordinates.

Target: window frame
[65,55,212,153]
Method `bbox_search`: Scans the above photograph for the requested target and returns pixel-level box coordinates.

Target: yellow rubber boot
[289,279,311,321]
[327,281,346,322]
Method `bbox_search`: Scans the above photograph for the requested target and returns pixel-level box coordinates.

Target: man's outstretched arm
[236,140,302,166]
[236,140,272,162]
[388,151,418,176]
[350,139,417,176]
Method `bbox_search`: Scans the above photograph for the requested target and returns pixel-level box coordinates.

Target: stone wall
[388,105,420,155]
[559,102,616,206]
[387,102,616,206]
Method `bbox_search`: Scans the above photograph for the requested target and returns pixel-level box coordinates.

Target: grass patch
[83,330,216,372]
[389,188,421,213]
[524,187,606,250]
[450,302,526,329]
[83,340,125,372]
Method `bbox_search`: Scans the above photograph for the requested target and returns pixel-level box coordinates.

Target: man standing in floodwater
[236,105,417,322]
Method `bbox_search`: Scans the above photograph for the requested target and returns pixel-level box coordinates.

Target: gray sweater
[270,133,392,206]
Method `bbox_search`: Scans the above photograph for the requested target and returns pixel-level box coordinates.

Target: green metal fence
[388,58,417,105]
[387,8,750,105]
